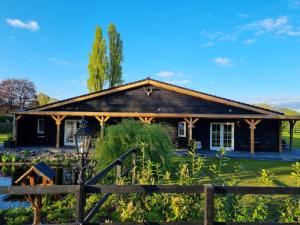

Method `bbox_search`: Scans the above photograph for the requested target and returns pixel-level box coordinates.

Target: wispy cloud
[6,18,39,31]
[169,79,191,85]
[202,41,215,47]
[246,96,300,112]
[244,38,257,45]
[242,16,300,37]
[156,70,191,85]
[213,57,234,67]
[289,0,300,9]
[200,30,239,42]
[238,13,249,19]
[48,57,71,65]
[157,71,175,78]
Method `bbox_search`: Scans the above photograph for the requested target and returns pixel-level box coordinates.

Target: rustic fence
[1,147,300,225]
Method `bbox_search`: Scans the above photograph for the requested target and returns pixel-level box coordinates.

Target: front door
[64,120,80,146]
[210,122,234,151]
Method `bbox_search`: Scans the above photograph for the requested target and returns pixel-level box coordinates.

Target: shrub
[94,119,174,171]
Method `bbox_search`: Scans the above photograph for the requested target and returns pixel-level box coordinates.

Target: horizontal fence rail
[0,184,299,225]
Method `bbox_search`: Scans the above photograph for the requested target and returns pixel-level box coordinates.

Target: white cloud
[200,30,239,42]
[242,16,300,37]
[238,13,249,18]
[244,38,257,45]
[48,57,71,65]
[246,96,300,112]
[169,79,191,85]
[157,71,175,78]
[202,41,215,47]
[213,57,234,67]
[6,18,39,31]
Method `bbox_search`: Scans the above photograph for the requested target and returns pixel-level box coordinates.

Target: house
[12,78,300,154]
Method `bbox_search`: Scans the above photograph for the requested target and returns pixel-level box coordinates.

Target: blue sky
[1,0,300,110]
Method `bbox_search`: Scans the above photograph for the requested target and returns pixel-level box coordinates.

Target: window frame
[178,121,187,137]
[37,119,45,134]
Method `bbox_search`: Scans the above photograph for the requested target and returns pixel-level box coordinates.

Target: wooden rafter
[50,115,66,149]
[244,119,262,154]
[184,117,200,141]
[95,116,110,137]
[139,117,154,124]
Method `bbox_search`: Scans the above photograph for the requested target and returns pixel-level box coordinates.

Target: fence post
[132,149,137,185]
[204,184,214,225]
[76,184,85,225]
[116,159,122,180]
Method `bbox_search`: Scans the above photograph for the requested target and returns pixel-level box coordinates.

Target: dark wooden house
[12,78,300,153]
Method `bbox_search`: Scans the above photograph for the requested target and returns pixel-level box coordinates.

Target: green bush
[95,119,174,171]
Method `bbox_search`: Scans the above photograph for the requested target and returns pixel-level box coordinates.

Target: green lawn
[0,133,10,144]
[171,155,297,186]
[282,132,300,149]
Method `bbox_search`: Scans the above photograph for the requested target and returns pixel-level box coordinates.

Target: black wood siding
[46,85,262,115]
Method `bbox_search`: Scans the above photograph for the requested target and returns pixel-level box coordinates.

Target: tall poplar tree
[87,26,107,92]
[107,23,123,88]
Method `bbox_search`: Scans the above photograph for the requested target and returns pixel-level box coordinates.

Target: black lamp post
[73,117,96,225]
[74,117,93,184]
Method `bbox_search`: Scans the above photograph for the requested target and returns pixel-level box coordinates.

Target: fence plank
[204,184,214,225]
[214,186,300,195]
[0,185,76,194]
[85,185,205,194]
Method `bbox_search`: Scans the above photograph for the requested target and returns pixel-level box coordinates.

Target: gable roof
[22,78,283,115]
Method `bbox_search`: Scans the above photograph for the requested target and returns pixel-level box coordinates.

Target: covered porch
[13,111,300,154]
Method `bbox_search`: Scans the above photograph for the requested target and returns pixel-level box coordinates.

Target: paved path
[176,149,300,162]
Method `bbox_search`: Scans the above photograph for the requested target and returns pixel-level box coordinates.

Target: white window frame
[37,119,45,134]
[178,122,187,137]
[210,122,234,151]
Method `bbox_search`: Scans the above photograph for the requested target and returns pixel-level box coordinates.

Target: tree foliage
[37,92,58,106]
[107,23,123,88]
[0,78,37,111]
[94,119,175,170]
[87,26,108,92]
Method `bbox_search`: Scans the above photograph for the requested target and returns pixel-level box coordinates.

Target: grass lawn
[171,155,297,187]
[0,133,10,144]
[282,132,300,149]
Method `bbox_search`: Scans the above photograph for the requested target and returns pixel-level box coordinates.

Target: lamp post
[73,117,94,225]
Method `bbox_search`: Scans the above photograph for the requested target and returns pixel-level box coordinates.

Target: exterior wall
[46,85,262,115]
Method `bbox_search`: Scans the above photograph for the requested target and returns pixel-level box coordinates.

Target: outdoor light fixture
[74,117,93,155]
[73,117,95,185]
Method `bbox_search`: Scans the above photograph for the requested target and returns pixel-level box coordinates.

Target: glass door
[210,123,234,151]
[64,120,80,146]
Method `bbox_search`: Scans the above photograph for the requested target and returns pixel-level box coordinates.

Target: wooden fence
[1,147,300,225]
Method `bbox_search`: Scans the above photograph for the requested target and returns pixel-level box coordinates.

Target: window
[37,119,45,134]
[178,122,186,137]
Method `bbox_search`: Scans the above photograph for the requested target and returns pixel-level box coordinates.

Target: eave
[13,111,300,120]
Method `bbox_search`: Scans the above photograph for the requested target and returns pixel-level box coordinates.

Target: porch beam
[95,116,110,137]
[244,119,261,154]
[184,117,199,141]
[50,115,66,149]
[289,120,296,151]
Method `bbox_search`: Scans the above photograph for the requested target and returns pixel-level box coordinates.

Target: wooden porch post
[184,117,199,141]
[244,119,261,154]
[139,117,154,124]
[14,115,22,147]
[289,120,296,151]
[51,115,66,149]
[279,121,282,153]
[95,116,110,137]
